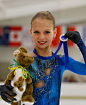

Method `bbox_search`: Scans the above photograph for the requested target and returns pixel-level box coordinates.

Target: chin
[38,46,50,49]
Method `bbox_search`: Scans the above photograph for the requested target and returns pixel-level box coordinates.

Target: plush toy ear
[19,77,22,81]
[19,46,28,53]
[13,46,28,57]
[22,78,24,82]
[19,77,24,82]
[13,49,20,57]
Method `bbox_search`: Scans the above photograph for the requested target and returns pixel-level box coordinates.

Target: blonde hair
[31,11,55,30]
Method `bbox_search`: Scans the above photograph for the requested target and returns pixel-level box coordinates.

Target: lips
[38,41,47,45]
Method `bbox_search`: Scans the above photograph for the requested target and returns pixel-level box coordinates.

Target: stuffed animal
[4,46,35,105]
[14,77,24,91]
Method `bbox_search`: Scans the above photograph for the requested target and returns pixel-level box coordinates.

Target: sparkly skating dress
[28,40,86,105]
[0,40,85,105]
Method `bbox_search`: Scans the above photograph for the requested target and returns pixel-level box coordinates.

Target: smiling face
[30,17,57,50]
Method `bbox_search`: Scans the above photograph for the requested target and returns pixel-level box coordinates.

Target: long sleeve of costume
[61,40,86,77]
[62,56,86,75]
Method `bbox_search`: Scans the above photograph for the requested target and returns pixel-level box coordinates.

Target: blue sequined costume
[28,40,86,105]
[0,40,86,105]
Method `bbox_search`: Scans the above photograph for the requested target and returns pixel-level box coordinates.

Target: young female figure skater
[0,11,86,105]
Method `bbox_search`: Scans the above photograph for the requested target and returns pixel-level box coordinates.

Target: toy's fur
[5,46,35,105]
[14,77,24,91]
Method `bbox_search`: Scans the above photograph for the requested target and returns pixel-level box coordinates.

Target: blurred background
[0,0,86,105]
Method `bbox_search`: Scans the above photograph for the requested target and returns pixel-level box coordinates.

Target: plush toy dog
[4,46,35,105]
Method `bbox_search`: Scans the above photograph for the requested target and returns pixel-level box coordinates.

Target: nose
[39,33,45,39]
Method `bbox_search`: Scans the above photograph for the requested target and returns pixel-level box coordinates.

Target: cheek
[49,34,54,41]
[32,36,37,43]
[51,37,54,42]
[47,36,54,43]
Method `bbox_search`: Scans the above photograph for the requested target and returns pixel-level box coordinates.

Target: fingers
[75,31,80,34]
[1,92,17,102]
[65,31,80,38]
[6,84,14,90]
[69,33,75,39]
[1,84,17,102]
[0,84,13,93]
[64,31,75,39]
[6,89,17,96]
[5,84,16,96]
[64,31,81,43]
[1,93,11,102]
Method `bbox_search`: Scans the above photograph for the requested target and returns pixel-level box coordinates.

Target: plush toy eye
[23,56,25,58]
[19,83,20,85]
